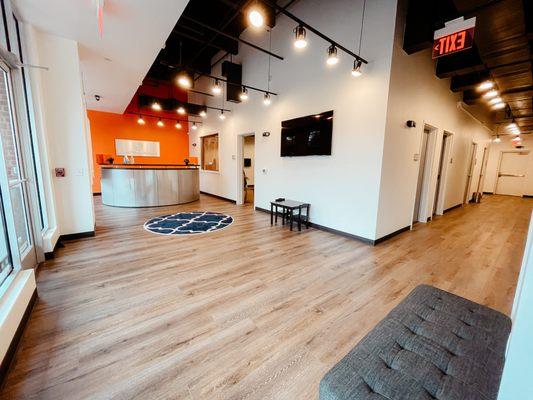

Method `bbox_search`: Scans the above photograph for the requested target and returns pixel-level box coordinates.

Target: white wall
[0,269,36,365]
[484,136,533,196]
[28,28,95,236]
[375,0,493,239]
[189,0,398,240]
[498,212,533,398]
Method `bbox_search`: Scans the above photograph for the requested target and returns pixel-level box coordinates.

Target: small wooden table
[270,199,310,231]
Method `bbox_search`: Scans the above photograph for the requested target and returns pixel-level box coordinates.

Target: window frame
[201,133,220,172]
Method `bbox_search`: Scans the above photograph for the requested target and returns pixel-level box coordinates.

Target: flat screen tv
[280,110,333,157]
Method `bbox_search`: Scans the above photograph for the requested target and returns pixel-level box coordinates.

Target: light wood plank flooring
[1,194,530,399]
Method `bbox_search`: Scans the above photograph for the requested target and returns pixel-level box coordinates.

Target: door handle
[498,173,525,177]
[8,178,28,187]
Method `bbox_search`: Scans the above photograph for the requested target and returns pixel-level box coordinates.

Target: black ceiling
[146,0,283,83]
[404,0,533,134]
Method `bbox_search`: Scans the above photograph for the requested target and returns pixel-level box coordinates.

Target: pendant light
[177,106,186,115]
[137,115,145,125]
[212,79,222,95]
[248,1,264,28]
[219,110,226,120]
[239,87,249,101]
[151,101,162,111]
[199,110,207,118]
[352,0,365,77]
[177,71,192,89]
[327,44,338,65]
[263,93,271,106]
[157,118,164,127]
[293,25,307,49]
[192,122,198,130]
[175,122,182,129]
[493,135,501,143]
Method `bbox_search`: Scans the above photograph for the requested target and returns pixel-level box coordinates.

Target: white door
[496,152,528,196]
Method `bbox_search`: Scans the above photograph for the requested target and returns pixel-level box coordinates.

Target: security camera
[95,94,101,101]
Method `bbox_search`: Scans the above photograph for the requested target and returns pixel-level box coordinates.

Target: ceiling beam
[450,70,492,92]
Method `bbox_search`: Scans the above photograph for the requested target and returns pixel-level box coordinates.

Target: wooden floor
[1,194,530,399]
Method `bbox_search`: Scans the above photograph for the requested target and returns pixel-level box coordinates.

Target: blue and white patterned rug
[143,211,234,236]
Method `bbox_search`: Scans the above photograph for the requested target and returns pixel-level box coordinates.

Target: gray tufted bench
[319,285,511,400]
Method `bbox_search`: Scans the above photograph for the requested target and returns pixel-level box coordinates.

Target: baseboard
[93,192,101,196]
[483,191,494,195]
[254,206,375,245]
[523,195,533,198]
[0,289,37,387]
[44,240,64,260]
[58,231,95,242]
[444,203,462,213]
[200,191,236,204]
[374,225,411,245]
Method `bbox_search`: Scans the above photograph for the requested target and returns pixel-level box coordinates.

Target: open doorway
[433,131,453,215]
[236,133,255,205]
[413,125,438,223]
[463,142,478,204]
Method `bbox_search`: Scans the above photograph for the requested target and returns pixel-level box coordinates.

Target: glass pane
[202,134,219,171]
[0,68,31,252]
[9,185,29,253]
[0,190,13,286]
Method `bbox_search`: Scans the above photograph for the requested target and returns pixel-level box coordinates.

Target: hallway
[1,194,530,399]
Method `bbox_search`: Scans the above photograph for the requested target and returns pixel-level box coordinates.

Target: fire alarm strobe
[432,16,476,59]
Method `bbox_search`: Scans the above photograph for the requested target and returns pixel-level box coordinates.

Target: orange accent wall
[88,110,190,193]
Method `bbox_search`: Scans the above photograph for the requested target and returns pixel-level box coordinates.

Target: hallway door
[496,151,528,196]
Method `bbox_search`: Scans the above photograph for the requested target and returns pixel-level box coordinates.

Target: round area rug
[143,211,234,236]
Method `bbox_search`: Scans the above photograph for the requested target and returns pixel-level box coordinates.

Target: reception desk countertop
[101,165,199,207]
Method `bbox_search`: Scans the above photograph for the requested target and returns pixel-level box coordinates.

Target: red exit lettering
[432,27,474,59]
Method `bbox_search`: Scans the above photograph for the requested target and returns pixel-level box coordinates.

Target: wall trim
[93,192,101,196]
[255,206,375,245]
[374,225,411,245]
[200,191,236,204]
[0,289,37,387]
[58,231,95,242]
[443,203,462,213]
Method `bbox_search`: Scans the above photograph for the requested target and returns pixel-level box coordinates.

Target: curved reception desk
[101,165,199,207]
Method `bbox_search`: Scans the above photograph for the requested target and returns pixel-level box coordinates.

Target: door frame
[411,123,439,225]
[434,131,454,215]
[463,142,478,204]
[236,132,255,205]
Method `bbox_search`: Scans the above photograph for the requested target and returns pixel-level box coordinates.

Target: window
[201,134,219,171]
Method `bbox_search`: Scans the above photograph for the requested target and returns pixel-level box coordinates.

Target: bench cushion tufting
[319,285,511,400]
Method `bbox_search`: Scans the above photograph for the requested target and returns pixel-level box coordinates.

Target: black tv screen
[280,110,333,157]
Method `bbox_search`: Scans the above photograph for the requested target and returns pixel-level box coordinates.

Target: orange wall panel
[88,110,190,193]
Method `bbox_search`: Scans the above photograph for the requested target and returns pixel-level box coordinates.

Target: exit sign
[432,17,476,59]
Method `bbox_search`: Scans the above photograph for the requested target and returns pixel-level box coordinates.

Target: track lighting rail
[127,111,203,124]
[260,0,368,64]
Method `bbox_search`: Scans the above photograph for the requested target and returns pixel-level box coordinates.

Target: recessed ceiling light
[483,90,499,99]
[477,81,494,91]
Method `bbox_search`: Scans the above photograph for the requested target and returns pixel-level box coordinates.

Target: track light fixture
[493,135,501,143]
[151,101,162,111]
[175,122,182,129]
[263,93,271,106]
[294,25,307,49]
[212,79,222,95]
[327,44,339,65]
[489,97,502,105]
[137,115,145,125]
[492,102,505,110]
[177,71,192,89]
[219,110,226,120]
[157,118,164,127]
[351,60,362,77]
[177,106,186,115]
[199,110,207,118]
[239,87,249,101]
[477,81,494,91]
[192,122,198,130]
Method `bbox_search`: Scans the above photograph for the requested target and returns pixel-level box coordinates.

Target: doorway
[433,132,453,215]
[463,142,478,204]
[495,151,528,196]
[413,125,437,223]
[236,133,255,205]
[474,146,489,202]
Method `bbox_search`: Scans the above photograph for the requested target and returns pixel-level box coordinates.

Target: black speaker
[222,61,242,103]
